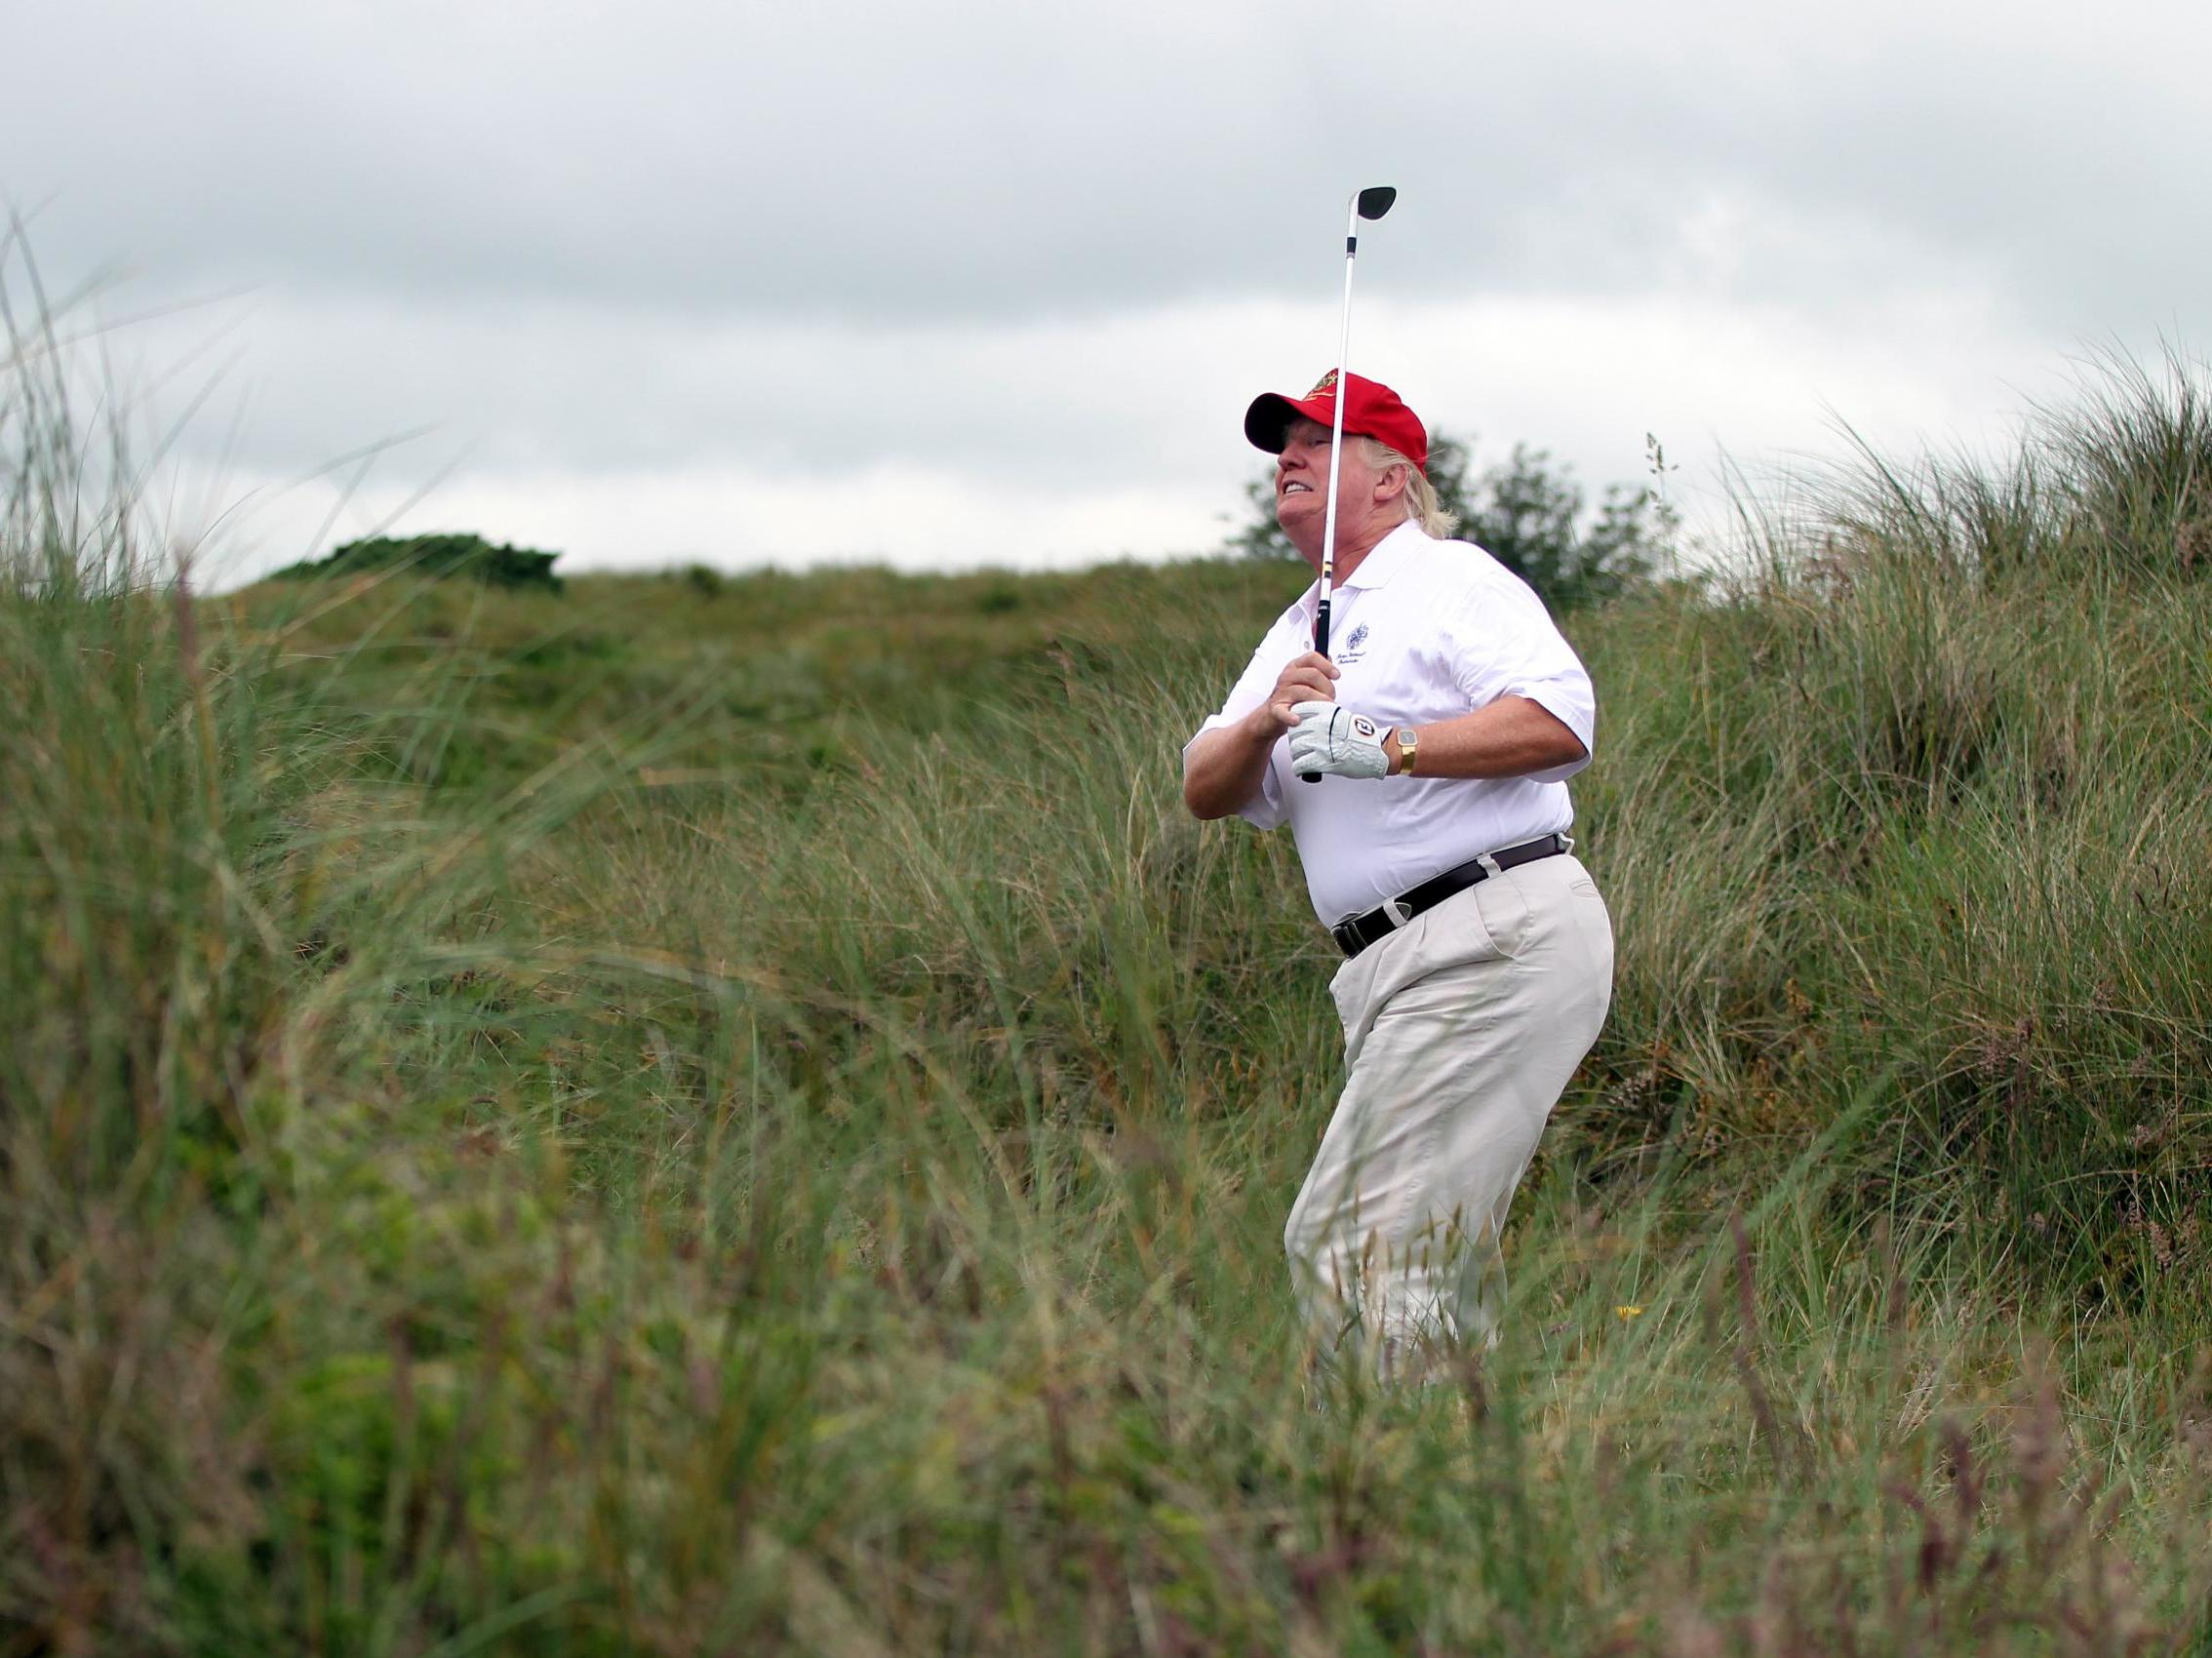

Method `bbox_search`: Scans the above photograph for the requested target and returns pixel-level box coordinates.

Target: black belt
[1329,834,1571,959]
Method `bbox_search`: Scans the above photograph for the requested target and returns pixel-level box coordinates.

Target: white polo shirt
[1185,520,1596,927]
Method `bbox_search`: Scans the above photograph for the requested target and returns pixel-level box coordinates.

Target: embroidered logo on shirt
[1336,620,1370,664]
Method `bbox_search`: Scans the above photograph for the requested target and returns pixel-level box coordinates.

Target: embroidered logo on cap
[1307,370,1339,397]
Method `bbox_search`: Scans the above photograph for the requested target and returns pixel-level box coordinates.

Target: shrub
[271,531,564,591]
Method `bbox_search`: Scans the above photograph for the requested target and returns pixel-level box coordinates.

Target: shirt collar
[1335,518,1428,591]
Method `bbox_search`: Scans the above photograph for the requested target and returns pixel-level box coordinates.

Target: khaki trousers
[1284,852,1614,1378]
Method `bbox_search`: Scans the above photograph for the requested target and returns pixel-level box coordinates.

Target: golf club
[1299,183,1396,783]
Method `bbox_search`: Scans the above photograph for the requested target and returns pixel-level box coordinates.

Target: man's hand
[1253,651,1338,736]
[1289,701,1392,780]
[1187,651,1348,819]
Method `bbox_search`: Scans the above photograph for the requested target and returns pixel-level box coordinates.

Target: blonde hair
[1360,437,1459,537]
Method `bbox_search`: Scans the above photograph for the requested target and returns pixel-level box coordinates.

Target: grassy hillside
[5,345,2211,1654]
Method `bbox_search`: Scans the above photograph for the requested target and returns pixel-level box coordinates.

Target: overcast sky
[8,0,2208,583]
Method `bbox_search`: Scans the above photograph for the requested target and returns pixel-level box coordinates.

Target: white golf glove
[1289,701,1391,780]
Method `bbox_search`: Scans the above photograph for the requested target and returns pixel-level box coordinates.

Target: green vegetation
[272,532,566,591]
[5,295,2211,1651]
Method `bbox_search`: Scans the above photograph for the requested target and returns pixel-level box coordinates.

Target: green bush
[271,531,565,591]
[1228,426,1670,607]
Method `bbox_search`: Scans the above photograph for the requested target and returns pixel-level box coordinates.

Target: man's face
[1274,414,1381,558]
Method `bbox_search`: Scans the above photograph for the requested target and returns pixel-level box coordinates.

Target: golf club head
[1356,185,1397,220]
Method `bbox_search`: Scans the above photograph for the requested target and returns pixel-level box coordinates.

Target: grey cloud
[117,292,1290,490]
[11,0,2208,337]
[10,0,2209,584]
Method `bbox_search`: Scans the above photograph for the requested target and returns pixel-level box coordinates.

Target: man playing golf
[1182,372,1614,1381]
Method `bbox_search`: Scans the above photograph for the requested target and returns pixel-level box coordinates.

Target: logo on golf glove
[1289,701,1391,780]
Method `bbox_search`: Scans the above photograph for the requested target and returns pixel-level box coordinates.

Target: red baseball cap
[1244,371,1429,474]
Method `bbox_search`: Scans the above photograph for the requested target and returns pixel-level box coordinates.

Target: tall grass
[5,248,2210,1654]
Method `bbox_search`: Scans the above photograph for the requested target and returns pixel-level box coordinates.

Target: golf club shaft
[1299,194,1366,783]
[1314,193,1363,661]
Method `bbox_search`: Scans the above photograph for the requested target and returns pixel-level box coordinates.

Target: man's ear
[1375,463,1409,505]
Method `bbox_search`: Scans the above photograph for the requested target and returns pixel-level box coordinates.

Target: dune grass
[5,281,2212,1653]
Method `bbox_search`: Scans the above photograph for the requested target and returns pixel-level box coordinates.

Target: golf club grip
[1299,607,1330,782]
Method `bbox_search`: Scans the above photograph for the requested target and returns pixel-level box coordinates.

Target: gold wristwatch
[1395,726,1419,776]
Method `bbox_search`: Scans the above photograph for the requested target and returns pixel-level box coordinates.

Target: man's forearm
[1183,711,1279,819]
[1385,695,1585,780]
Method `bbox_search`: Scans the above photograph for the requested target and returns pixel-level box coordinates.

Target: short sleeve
[1442,571,1596,783]
[1181,621,1299,830]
